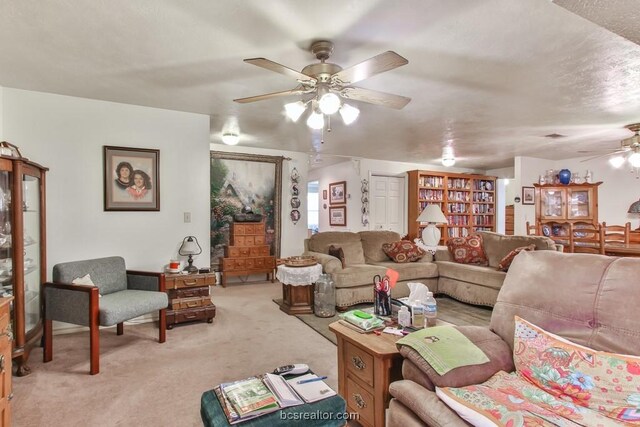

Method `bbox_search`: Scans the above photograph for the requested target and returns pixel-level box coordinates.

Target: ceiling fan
[234,40,411,128]
[579,123,640,166]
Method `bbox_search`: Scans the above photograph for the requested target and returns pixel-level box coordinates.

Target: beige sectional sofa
[435,231,562,307]
[302,231,438,308]
[303,230,561,309]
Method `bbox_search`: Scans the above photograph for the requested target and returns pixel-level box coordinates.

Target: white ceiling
[1,0,639,169]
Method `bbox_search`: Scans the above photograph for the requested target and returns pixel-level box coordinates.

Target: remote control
[272,363,310,375]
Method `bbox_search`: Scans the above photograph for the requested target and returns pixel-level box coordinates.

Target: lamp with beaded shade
[629,199,640,230]
[417,204,448,246]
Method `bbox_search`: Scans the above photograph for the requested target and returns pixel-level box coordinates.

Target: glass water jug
[314,274,336,318]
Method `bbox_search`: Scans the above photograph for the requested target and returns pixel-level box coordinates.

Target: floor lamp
[417,204,448,246]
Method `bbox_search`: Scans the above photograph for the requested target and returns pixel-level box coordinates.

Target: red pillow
[446,234,488,265]
[497,244,536,271]
[382,241,426,263]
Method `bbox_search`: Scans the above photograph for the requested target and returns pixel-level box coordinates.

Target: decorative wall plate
[290,209,300,224]
[290,197,301,208]
[291,183,299,196]
[290,167,300,182]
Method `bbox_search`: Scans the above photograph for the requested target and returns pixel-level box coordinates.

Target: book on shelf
[286,374,337,403]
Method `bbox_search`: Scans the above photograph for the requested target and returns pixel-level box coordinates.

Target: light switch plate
[184,212,191,223]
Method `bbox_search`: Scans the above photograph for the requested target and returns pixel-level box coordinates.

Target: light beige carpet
[12,281,338,427]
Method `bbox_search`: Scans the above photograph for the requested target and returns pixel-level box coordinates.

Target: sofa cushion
[446,235,488,265]
[370,261,438,281]
[478,231,556,268]
[359,230,401,262]
[328,245,346,268]
[497,244,535,271]
[99,289,168,326]
[435,261,506,290]
[327,241,365,266]
[53,256,128,295]
[382,241,426,263]
[491,250,640,356]
[514,316,640,421]
[307,231,361,254]
[330,264,387,288]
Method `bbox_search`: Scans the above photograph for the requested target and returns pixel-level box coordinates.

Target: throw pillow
[381,241,426,263]
[446,234,488,265]
[497,244,536,272]
[328,245,346,268]
[513,316,640,423]
[72,273,102,297]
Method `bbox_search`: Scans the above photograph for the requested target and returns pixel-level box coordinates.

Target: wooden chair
[571,222,601,254]
[526,221,538,235]
[600,222,631,254]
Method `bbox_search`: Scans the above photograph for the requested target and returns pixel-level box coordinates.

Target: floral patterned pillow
[446,234,488,265]
[382,241,425,263]
[514,316,640,423]
[497,244,536,272]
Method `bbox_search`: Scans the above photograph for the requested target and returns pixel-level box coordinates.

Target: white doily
[276,263,323,286]
[414,238,437,255]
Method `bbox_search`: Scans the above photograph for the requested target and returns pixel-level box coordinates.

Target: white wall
[309,158,479,233]
[1,88,211,274]
[209,143,311,257]
[514,156,553,235]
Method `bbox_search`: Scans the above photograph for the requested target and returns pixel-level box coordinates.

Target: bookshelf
[408,170,497,244]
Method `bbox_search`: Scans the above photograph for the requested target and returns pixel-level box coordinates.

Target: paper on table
[263,373,304,408]
[286,374,336,403]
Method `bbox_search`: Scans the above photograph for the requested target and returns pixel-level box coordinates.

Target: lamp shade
[179,236,202,255]
[629,199,640,214]
[417,204,447,224]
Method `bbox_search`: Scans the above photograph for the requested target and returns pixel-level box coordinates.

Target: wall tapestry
[210,151,282,269]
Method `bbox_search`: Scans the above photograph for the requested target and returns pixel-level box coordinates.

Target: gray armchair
[43,256,168,375]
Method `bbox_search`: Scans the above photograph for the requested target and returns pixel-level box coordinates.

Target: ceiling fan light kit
[234,40,410,134]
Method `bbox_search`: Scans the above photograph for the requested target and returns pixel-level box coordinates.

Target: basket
[284,256,317,267]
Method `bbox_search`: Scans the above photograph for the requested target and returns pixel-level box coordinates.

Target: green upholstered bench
[200,389,347,427]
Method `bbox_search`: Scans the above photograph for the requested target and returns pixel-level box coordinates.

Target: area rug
[273,297,492,346]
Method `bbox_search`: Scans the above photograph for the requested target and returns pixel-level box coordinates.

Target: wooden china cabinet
[0,152,47,376]
[533,182,601,238]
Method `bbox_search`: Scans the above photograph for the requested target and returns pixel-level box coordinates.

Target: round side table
[276,263,323,315]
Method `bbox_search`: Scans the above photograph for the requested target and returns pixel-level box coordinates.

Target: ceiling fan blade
[340,86,411,110]
[331,51,408,85]
[244,58,316,83]
[580,150,627,162]
[233,87,306,103]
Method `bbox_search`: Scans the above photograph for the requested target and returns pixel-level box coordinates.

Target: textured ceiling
[1,0,639,169]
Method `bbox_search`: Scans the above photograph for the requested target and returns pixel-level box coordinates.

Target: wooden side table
[164,272,216,328]
[276,263,322,315]
[329,321,403,427]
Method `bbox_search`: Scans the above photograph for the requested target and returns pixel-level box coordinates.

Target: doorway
[370,175,405,235]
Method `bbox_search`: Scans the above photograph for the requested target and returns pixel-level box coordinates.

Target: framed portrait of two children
[103,146,160,211]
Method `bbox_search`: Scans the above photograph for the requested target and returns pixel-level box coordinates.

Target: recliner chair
[43,256,168,375]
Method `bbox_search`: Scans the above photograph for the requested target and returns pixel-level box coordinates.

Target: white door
[371,175,405,235]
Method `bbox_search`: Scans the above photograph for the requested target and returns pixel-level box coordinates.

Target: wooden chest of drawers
[0,297,13,427]
[165,273,216,329]
[221,221,275,287]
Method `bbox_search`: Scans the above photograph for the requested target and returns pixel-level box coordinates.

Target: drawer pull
[7,392,13,402]
[351,356,366,370]
[186,301,199,308]
[0,331,13,341]
[353,393,366,409]
[184,313,197,319]
[184,281,197,286]
[0,355,4,371]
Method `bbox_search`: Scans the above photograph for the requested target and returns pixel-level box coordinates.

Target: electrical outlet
[184,212,191,223]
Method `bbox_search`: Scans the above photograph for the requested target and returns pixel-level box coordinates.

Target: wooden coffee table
[329,319,451,427]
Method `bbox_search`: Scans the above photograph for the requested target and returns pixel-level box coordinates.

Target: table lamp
[179,236,202,273]
[628,199,640,230]
[417,204,448,246]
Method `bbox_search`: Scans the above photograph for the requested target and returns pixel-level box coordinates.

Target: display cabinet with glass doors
[533,182,601,239]
[0,153,47,376]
